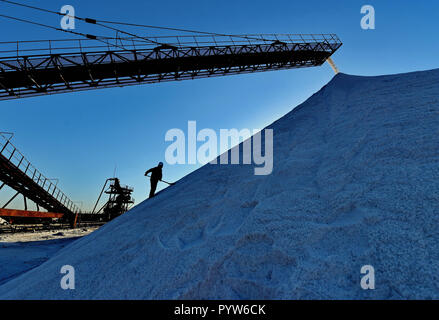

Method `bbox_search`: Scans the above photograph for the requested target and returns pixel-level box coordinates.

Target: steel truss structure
[0,133,78,223]
[0,34,342,100]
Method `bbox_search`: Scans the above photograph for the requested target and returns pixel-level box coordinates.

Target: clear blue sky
[0,0,438,211]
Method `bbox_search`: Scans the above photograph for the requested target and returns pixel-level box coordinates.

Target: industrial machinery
[0,1,342,102]
[0,1,342,232]
[0,33,342,101]
[0,132,133,232]
[81,178,134,223]
[0,132,79,227]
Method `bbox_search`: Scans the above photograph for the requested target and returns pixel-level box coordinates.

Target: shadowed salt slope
[1,68,438,299]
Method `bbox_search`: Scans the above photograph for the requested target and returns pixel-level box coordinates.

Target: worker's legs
[149,179,158,198]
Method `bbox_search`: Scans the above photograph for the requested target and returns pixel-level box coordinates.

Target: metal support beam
[2,191,19,208]
[0,208,64,218]
[0,34,342,101]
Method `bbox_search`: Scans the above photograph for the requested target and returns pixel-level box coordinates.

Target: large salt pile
[1,69,438,299]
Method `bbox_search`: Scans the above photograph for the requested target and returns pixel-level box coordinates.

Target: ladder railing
[0,34,341,59]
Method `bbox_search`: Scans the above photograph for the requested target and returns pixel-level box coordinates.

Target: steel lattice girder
[0,153,75,218]
[0,39,341,100]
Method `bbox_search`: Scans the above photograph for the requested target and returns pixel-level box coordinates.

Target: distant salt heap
[1,68,438,299]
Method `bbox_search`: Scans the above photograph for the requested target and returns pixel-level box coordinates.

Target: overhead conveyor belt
[0,34,342,100]
[0,133,78,224]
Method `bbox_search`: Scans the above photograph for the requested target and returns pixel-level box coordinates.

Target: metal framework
[84,178,134,222]
[0,133,79,222]
[0,34,342,100]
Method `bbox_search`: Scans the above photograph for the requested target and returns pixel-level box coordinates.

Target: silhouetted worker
[145,162,163,198]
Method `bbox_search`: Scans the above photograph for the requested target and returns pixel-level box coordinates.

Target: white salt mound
[0,69,438,299]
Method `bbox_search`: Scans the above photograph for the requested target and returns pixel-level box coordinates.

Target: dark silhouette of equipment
[0,34,342,101]
[0,132,79,226]
[90,178,134,221]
